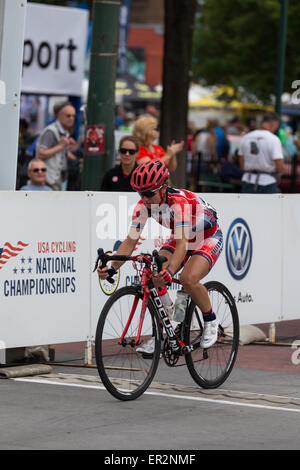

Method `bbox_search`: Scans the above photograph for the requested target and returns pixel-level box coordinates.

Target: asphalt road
[1,351,300,451]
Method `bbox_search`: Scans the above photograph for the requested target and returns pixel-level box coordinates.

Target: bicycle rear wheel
[184,281,239,389]
[95,286,160,401]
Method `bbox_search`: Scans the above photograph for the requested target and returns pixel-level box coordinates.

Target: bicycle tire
[184,281,239,389]
[95,285,161,401]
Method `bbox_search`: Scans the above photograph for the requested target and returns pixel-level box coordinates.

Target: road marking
[13,372,300,414]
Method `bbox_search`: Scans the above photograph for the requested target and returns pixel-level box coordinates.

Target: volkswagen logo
[226,218,252,280]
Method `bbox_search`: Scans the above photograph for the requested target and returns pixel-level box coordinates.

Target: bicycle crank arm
[181,342,202,355]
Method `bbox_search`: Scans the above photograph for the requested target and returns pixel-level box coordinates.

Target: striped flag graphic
[0,241,29,270]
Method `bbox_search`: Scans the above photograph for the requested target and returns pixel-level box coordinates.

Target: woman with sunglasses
[100,136,139,191]
[98,160,223,354]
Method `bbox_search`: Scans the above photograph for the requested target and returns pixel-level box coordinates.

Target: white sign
[21,3,88,96]
[0,192,90,349]
[0,0,27,190]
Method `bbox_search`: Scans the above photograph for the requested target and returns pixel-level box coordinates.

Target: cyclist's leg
[180,227,223,348]
[180,226,223,308]
[180,254,211,312]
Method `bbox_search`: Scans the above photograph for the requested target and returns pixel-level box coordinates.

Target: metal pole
[275,0,289,116]
[0,0,27,190]
[82,0,121,190]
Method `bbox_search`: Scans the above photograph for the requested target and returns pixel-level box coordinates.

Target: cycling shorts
[161,225,223,271]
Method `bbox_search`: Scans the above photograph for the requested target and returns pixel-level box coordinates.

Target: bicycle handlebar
[93,248,167,284]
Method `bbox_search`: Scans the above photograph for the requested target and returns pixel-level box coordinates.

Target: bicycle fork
[149,287,184,353]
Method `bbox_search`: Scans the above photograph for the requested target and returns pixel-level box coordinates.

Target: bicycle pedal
[141,353,154,359]
[203,348,208,360]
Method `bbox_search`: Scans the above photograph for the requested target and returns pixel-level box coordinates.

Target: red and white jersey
[131,187,218,239]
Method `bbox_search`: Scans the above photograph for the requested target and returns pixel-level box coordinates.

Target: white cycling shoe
[136,337,155,357]
[136,337,164,358]
[200,318,219,349]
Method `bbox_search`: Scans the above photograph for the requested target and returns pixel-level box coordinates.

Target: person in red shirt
[133,115,184,172]
[98,160,223,353]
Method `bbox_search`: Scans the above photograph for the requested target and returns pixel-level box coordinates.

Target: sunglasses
[32,168,47,173]
[119,148,137,155]
[138,185,163,198]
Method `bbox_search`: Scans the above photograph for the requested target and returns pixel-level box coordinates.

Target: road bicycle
[94,248,239,401]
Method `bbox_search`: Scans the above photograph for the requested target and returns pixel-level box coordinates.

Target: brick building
[128,0,164,87]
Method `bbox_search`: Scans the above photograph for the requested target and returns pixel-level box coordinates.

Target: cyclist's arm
[110,227,141,271]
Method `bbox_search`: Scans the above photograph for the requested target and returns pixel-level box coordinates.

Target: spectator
[16,119,35,189]
[114,106,126,129]
[192,120,218,189]
[186,121,196,189]
[246,117,257,132]
[210,119,229,162]
[67,131,85,191]
[133,115,184,173]
[36,101,76,190]
[119,112,136,132]
[145,105,159,119]
[221,151,244,188]
[238,112,284,193]
[227,116,244,135]
[101,136,139,191]
[19,159,53,191]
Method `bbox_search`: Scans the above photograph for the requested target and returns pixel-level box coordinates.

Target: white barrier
[0,191,299,351]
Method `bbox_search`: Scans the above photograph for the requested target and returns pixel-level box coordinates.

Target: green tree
[192,0,300,101]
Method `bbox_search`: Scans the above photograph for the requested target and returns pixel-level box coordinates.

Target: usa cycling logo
[226,218,252,280]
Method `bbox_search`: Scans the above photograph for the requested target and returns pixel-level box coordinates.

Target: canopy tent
[189,84,273,114]
[81,74,161,105]
[115,73,161,104]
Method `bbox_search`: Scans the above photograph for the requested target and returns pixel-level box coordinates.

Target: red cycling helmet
[131,160,169,193]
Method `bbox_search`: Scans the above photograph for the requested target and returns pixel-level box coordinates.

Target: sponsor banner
[21,4,88,96]
[0,192,90,349]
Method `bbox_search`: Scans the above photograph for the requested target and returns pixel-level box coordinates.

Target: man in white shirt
[238,113,284,193]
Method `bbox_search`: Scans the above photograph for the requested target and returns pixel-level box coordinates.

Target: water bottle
[160,290,174,319]
[173,289,188,322]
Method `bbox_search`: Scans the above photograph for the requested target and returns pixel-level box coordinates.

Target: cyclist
[97,160,223,354]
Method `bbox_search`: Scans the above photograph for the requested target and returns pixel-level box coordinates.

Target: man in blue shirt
[20,159,53,191]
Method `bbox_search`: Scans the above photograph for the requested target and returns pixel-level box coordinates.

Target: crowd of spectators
[16,100,300,194]
[189,113,300,194]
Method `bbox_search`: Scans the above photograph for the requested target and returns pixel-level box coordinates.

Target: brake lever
[152,250,168,273]
[105,267,117,284]
[93,248,106,272]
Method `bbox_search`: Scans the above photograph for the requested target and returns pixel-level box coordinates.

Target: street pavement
[0,320,300,451]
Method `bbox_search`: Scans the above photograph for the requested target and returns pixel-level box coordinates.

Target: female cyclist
[97,160,223,354]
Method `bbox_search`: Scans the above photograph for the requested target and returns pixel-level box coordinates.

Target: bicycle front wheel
[95,286,161,401]
[184,281,239,389]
